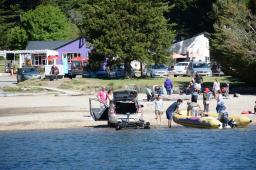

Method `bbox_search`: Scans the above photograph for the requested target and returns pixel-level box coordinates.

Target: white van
[173,62,190,77]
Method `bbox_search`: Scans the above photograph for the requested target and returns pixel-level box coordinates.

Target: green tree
[21,4,72,40]
[5,26,28,49]
[166,0,215,40]
[72,0,175,74]
[211,0,256,84]
[0,0,23,49]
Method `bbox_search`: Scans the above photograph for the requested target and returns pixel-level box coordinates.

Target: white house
[171,32,210,63]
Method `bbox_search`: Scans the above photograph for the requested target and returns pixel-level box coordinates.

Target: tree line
[0,0,255,83]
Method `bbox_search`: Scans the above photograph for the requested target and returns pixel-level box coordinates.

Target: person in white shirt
[154,95,164,125]
[213,79,220,98]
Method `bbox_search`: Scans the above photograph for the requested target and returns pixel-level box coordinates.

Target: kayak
[207,112,252,127]
[173,110,222,129]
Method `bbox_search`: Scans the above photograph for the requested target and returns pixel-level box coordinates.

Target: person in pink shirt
[97,86,108,105]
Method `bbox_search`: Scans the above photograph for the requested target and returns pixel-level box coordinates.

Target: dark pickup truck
[68,61,87,78]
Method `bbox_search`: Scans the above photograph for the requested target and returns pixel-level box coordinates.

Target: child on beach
[166,99,183,128]
[154,95,164,125]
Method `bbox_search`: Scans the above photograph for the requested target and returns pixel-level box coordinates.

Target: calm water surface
[0,126,256,170]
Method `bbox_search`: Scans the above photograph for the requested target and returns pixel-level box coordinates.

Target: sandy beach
[0,93,255,131]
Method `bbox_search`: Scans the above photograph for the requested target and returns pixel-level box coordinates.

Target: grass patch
[3,75,245,93]
[55,76,239,92]
[58,83,74,89]
[18,79,43,87]
[3,86,24,93]
[2,86,42,93]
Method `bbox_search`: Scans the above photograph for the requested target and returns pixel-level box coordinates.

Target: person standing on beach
[191,88,199,103]
[216,90,224,113]
[194,72,203,93]
[106,88,113,106]
[213,79,220,98]
[97,86,108,107]
[146,86,154,101]
[154,95,164,125]
[164,76,173,95]
[166,99,183,128]
[203,88,211,114]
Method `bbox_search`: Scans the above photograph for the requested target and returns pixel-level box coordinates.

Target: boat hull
[173,111,222,129]
[207,112,252,127]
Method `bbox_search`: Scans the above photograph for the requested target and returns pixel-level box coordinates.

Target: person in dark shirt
[164,76,173,95]
[194,72,203,93]
[191,88,199,103]
[50,65,59,80]
[166,99,183,128]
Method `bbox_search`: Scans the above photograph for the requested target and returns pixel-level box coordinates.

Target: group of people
[50,65,59,81]
[94,75,251,129]
[152,75,233,128]
[146,76,173,101]
[153,86,227,128]
[153,94,183,127]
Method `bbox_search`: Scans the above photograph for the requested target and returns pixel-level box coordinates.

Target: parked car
[95,69,116,79]
[82,70,95,78]
[111,64,125,78]
[172,62,190,77]
[187,62,212,76]
[68,61,87,78]
[89,90,150,130]
[212,69,224,76]
[17,67,41,83]
[147,64,169,78]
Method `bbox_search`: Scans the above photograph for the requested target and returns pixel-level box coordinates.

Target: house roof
[26,40,71,50]
[171,33,209,55]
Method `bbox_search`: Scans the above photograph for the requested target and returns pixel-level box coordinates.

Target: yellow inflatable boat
[207,112,252,127]
[173,110,222,129]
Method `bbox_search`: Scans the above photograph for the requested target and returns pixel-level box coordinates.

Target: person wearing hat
[203,87,211,114]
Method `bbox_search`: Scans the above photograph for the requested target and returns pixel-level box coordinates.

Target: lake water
[0,126,256,170]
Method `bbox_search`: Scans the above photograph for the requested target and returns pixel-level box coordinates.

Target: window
[32,54,47,65]
[63,53,81,63]
[175,62,189,66]
[192,63,210,68]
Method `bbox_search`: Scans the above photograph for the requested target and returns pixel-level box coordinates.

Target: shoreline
[0,121,255,132]
[0,94,255,132]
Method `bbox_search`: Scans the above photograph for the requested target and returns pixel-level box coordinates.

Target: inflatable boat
[207,112,252,127]
[173,110,222,129]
